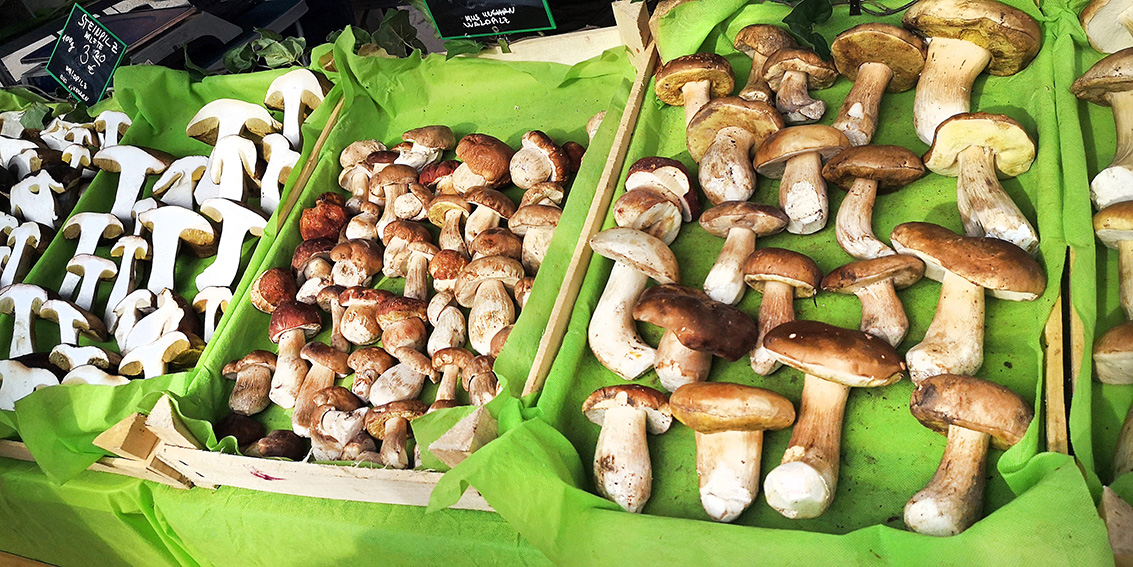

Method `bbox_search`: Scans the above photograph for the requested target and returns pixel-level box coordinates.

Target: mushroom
[365,399,428,468]
[821,255,925,347]
[923,112,1039,254]
[1082,0,1133,53]
[469,228,522,262]
[312,285,347,352]
[260,133,300,215]
[429,249,469,294]
[1,221,51,288]
[61,144,92,174]
[1116,404,1133,478]
[185,99,280,146]
[196,198,268,290]
[58,212,124,299]
[66,254,116,312]
[733,24,798,103]
[130,199,159,236]
[508,204,561,274]
[762,48,838,124]
[344,202,381,241]
[330,238,384,288]
[509,130,570,190]
[513,277,535,310]
[451,134,515,193]
[10,170,64,228]
[762,320,905,519]
[699,202,788,305]
[654,53,735,127]
[245,430,308,460]
[463,187,517,244]
[454,255,524,355]
[250,267,297,314]
[206,135,259,202]
[49,344,121,373]
[624,157,699,222]
[754,125,850,234]
[587,227,680,380]
[376,296,429,353]
[632,284,760,392]
[903,0,1042,144]
[92,145,173,225]
[427,291,466,356]
[265,68,325,150]
[118,331,202,379]
[904,374,1032,536]
[106,236,151,325]
[293,342,351,437]
[347,346,396,403]
[1094,201,1133,319]
[137,206,218,294]
[39,299,106,345]
[385,238,438,301]
[193,286,232,342]
[392,182,434,222]
[432,347,474,410]
[823,144,927,259]
[743,248,822,375]
[109,289,156,350]
[1094,321,1133,384]
[520,182,566,208]
[1072,49,1133,209]
[0,284,49,357]
[420,159,461,195]
[489,325,512,358]
[93,110,131,148]
[120,289,198,355]
[829,24,926,146]
[0,359,59,411]
[581,384,672,513]
[223,350,276,415]
[340,288,393,347]
[686,97,783,205]
[427,194,472,256]
[61,365,129,386]
[397,125,455,171]
[267,301,321,408]
[891,222,1045,382]
[309,387,368,461]
[670,382,795,522]
[462,355,500,406]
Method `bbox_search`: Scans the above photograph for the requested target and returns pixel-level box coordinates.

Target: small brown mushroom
[222,350,277,415]
[365,399,428,468]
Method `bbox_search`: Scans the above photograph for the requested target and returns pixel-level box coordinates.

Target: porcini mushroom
[1094,201,1133,319]
[196,198,268,290]
[687,97,784,206]
[754,125,851,234]
[207,135,259,202]
[340,287,393,347]
[365,399,428,468]
[1094,321,1133,384]
[762,48,838,124]
[118,331,201,379]
[455,255,524,355]
[223,350,276,415]
[66,254,116,312]
[49,344,121,373]
[427,291,466,356]
[0,284,49,357]
[137,206,218,294]
[92,145,173,225]
[427,194,472,256]
[699,202,788,304]
[58,212,124,299]
[105,236,151,325]
[185,99,280,146]
[193,286,232,342]
[376,296,429,353]
[432,347,474,409]
[39,299,106,344]
[821,255,925,347]
[265,68,325,150]
[267,301,321,408]
[508,204,561,274]
[654,54,735,127]
[509,130,570,190]
[294,342,351,437]
[10,170,64,228]
[582,384,672,513]
[462,355,500,406]
[463,187,517,244]
[250,267,297,314]
[93,110,131,148]
[347,346,396,403]
[624,157,699,222]
[451,134,515,193]
[1073,49,1133,209]
[1,222,50,288]
[260,133,300,215]
[743,248,822,375]
[0,359,59,411]
[733,24,798,103]
[397,125,455,171]
[429,249,470,294]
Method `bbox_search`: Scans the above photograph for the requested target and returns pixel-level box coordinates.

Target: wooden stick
[276,96,344,222]
[1044,295,1069,454]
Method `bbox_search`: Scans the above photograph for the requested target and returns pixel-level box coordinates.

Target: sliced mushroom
[193,286,232,342]
[196,198,268,290]
[0,284,49,357]
[66,254,116,312]
[1,221,50,288]
[185,98,280,146]
[260,133,300,215]
[118,331,202,379]
[92,145,173,225]
[10,170,65,228]
[39,299,106,345]
[0,359,59,411]
[265,68,325,150]
[207,135,259,202]
[58,212,124,300]
[93,110,131,148]
[137,206,218,294]
[106,236,151,325]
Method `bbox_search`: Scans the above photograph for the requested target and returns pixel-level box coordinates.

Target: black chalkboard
[422,0,556,39]
[45,4,128,105]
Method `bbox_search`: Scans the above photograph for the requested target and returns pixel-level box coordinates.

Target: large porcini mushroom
[1094,201,1133,319]
[39,299,106,345]
[469,227,522,262]
[397,125,455,171]
[427,291,467,356]
[250,267,297,314]
[699,202,788,304]
[340,287,393,346]
[670,382,795,522]
[0,359,59,411]
[902,0,1042,144]
[454,255,524,354]
[509,130,570,190]
[463,187,516,244]
[654,53,735,127]
[365,399,428,468]
[823,144,926,259]
[376,296,429,353]
[260,133,300,215]
[58,212,124,299]
[137,206,218,294]
[451,134,515,193]
[733,24,798,103]
[294,342,351,437]
[92,145,173,225]
[904,374,1032,536]
[265,68,325,150]
[308,386,367,461]
[743,248,822,375]
[587,227,680,380]
[185,99,280,146]
[9,170,64,228]
[582,384,672,513]
[1081,0,1133,53]
[891,222,1045,382]
[1,222,51,288]
[66,254,116,312]
[829,24,926,146]
[118,331,202,379]
[686,97,783,204]
[299,192,349,241]
[822,255,925,347]
[427,194,472,256]
[196,198,268,290]
[762,320,905,518]
[762,48,838,124]
[754,125,851,235]
[192,286,232,342]
[0,284,49,357]
[612,188,682,246]
[267,301,321,408]
[223,350,276,415]
[330,238,384,288]
[1073,49,1133,210]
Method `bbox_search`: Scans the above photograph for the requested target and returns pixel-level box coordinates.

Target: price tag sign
[45,4,128,105]
[422,0,555,39]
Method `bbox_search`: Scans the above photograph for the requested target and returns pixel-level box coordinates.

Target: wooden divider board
[0,439,190,489]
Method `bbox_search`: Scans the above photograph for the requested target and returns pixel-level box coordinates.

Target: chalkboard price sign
[423,0,556,39]
[45,4,128,105]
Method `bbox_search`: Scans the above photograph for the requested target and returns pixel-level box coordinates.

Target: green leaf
[182,45,210,81]
[255,27,284,42]
[783,0,833,59]
[373,9,424,58]
[223,43,255,74]
[19,102,50,129]
[326,28,343,44]
[258,39,303,68]
[443,39,484,60]
[63,101,91,124]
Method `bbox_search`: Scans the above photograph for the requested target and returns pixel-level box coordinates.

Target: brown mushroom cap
[922,113,1035,178]
[300,195,349,241]
[251,268,298,313]
[430,249,471,282]
[654,53,735,106]
[268,301,322,343]
[763,320,906,387]
[910,373,1033,450]
[461,355,496,391]
[340,287,394,307]
[466,187,517,219]
[383,220,431,247]
[433,347,475,370]
[300,342,351,375]
[821,254,925,293]
[403,125,456,149]
[1072,48,1133,105]
[754,125,851,178]
[762,48,838,89]
[520,182,566,208]
[902,0,1041,76]
[508,205,561,235]
[470,227,523,260]
[582,384,672,434]
[312,385,364,411]
[365,399,428,439]
[589,227,680,286]
[670,382,796,433]
[372,164,419,186]
[222,350,277,378]
[625,156,700,222]
[454,255,525,307]
[292,238,336,273]
[341,140,387,168]
[830,23,927,92]
[733,24,798,60]
[420,159,461,188]
[890,222,1046,300]
[456,134,515,187]
[686,97,784,162]
[742,248,822,297]
[427,195,471,226]
[348,346,397,375]
[632,284,760,361]
[698,201,789,238]
[1094,201,1133,249]
[248,430,308,460]
[821,145,927,192]
[375,296,428,327]
[331,239,384,270]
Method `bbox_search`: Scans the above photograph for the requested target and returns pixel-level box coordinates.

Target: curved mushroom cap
[910,373,1033,450]
[902,0,1042,76]
[420,159,460,188]
[222,350,277,377]
[520,182,566,208]
[631,284,760,361]
[371,164,419,187]
[513,130,571,183]
[589,227,680,285]
[383,219,431,247]
[625,157,699,221]
[613,188,682,245]
[654,53,735,106]
[466,187,517,219]
[890,222,1046,300]
[312,385,364,411]
[470,228,522,260]
[300,342,351,375]
[268,301,322,343]
[185,99,280,145]
[365,399,428,439]
[430,249,470,282]
[821,145,927,192]
[733,24,798,59]
[453,256,525,307]
[1081,0,1133,54]
[582,384,672,434]
[670,382,796,433]
[403,125,456,149]
[348,346,397,375]
[923,113,1035,178]
[341,286,393,307]
[821,254,925,293]
[763,320,906,387]
[375,296,428,327]
[830,23,927,92]
[455,134,515,187]
[753,125,851,178]
[39,299,106,341]
[461,355,496,391]
[1095,201,1133,249]
[698,201,789,238]
[762,48,838,89]
[742,248,822,297]
[509,204,561,235]
[250,267,298,313]
[1073,48,1133,105]
[686,97,783,162]
[265,68,325,110]
[433,346,475,370]
[292,238,336,273]
[427,195,471,226]
[1094,321,1133,384]
[340,140,387,168]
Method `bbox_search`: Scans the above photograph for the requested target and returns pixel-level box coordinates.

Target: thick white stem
[956,145,1038,254]
[440,209,467,255]
[855,280,909,347]
[699,127,757,204]
[831,62,893,146]
[594,404,652,513]
[464,207,501,245]
[655,330,712,392]
[73,273,104,312]
[836,178,893,259]
[405,253,429,301]
[776,70,826,124]
[1121,240,1133,320]
[282,101,302,150]
[904,425,989,536]
[60,230,105,299]
[682,79,712,128]
[913,38,991,145]
[380,417,410,469]
[704,227,757,305]
[739,55,773,103]
[751,280,796,375]
[437,366,460,402]
[779,152,828,235]
[292,363,335,438]
[269,329,308,409]
[468,373,499,406]
[906,271,985,383]
[106,253,142,324]
[469,280,514,355]
[1114,403,1133,478]
[696,429,764,522]
[1092,91,1133,209]
[588,263,655,379]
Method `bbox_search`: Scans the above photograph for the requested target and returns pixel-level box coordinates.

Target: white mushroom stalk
[368,363,427,406]
[467,279,515,355]
[775,71,825,124]
[0,284,48,358]
[68,254,116,312]
[955,145,1038,254]
[208,135,259,202]
[138,206,218,294]
[831,63,894,146]
[106,236,150,324]
[699,128,757,204]
[904,424,989,535]
[779,152,827,235]
[1097,90,1133,209]
[59,213,124,299]
[912,38,992,145]
[906,270,984,382]
[750,281,795,375]
[260,133,300,215]
[704,227,756,305]
[2,222,49,288]
[196,199,268,290]
[0,360,58,411]
[94,145,171,225]
[695,430,764,521]
[594,403,652,512]
[854,281,910,347]
[265,69,325,150]
[10,170,64,228]
[654,332,712,392]
[836,178,893,259]
[379,417,411,467]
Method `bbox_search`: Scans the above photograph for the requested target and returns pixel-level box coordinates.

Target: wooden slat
[91,413,159,461]
[1069,247,1086,395]
[612,0,651,66]
[144,395,203,449]
[0,439,34,461]
[0,439,191,489]
[276,96,344,222]
[521,42,659,397]
[0,551,55,567]
[1045,295,1069,454]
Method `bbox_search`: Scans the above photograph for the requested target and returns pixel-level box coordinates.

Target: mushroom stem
[655,330,713,392]
[682,79,713,127]
[464,207,501,244]
[292,364,335,437]
[437,366,460,402]
[589,263,656,380]
[775,70,826,124]
[405,253,430,301]
[468,373,499,406]
[270,329,309,409]
[779,151,828,235]
[1121,240,1133,320]
[903,424,989,536]
[763,374,850,519]
[739,55,774,103]
[594,403,652,513]
[913,37,992,145]
[695,429,764,522]
[1114,403,1133,478]
[831,62,893,146]
[380,416,410,468]
[468,280,515,355]
[440,209,467,255]
[329,301,348,353]
[956,145,1038,254]
[1093,91,1133,209]
[699,127,757,204]
[855,280,909,347]
[231,365,271,415]
[836,178,893,259]
[704,227,757,305]
[906,270,985,383]
[375,184,407,237]
[751,280,796,375]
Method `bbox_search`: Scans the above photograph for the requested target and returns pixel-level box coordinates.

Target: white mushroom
[207,135,259,202]
[58,213,124,300]
[260,133,300,215]
[265,69,325,150]
[137,206,218,294]
[106,236,151,325]
[152,156,209,210]
[0,359,59,411]
[1,222,50,288]
[92,145,173,225]
[61,365,129,386]
[93,110,132,148]
[185,99,280,146]
[66,254,117,312]
[10,170,65,228]
[0,284,49,357]
[195,198,267,290]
